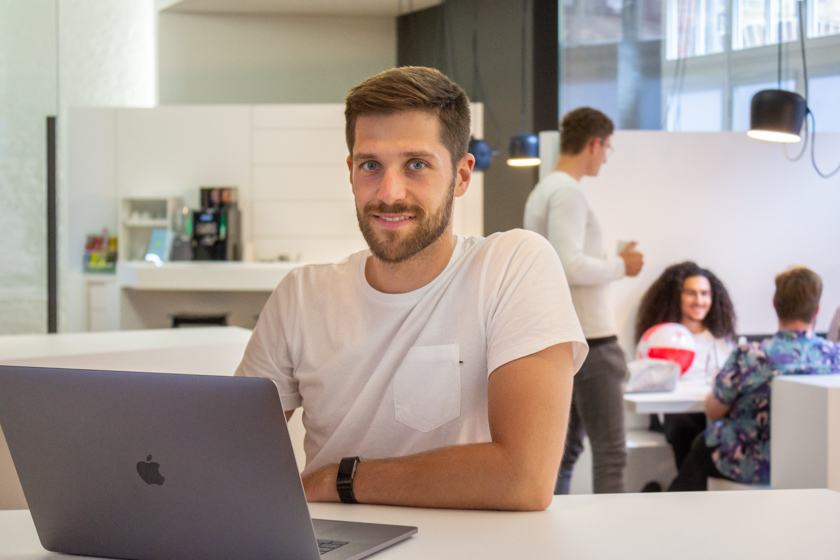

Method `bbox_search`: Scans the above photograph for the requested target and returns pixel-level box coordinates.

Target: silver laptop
[0,365,416,560]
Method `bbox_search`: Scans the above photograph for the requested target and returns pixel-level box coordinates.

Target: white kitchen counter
[117,261,305,291]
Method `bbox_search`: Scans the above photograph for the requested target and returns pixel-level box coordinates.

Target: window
[563,0,624,46]
[811,0,840,38]
[560,0,840,131]
[666,0,728,59]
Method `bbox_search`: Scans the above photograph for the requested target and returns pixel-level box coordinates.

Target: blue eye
[408,160,427,171]
[361,161,380,171]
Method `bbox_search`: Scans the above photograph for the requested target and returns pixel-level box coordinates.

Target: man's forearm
[306,441,558,511]
[304,344,574,512]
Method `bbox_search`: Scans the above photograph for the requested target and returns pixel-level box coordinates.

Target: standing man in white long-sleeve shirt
[524,107,643,494]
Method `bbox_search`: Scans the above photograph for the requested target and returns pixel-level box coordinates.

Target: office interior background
[1,0,839,344]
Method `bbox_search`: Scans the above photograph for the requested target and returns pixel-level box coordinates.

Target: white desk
[772,375,840,491]
[623,379,709,414]
[1,490,838,559]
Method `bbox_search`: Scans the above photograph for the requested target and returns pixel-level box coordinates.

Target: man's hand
[302,464,339,502]
[704,392,730,420]
[619,241,644,277]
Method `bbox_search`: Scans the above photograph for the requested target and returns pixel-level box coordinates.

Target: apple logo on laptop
[136,455,166,486]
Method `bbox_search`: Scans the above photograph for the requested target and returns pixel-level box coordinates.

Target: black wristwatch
[336,456,361,504]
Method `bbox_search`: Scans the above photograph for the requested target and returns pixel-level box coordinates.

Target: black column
[47,116,57,334]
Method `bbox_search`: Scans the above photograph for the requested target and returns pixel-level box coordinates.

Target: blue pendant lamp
[507,0,540,168]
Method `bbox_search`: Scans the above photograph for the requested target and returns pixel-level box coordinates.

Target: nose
[376,166,407,205]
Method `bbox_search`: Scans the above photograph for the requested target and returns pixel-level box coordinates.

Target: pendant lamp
[507,0,540,168]
[748,1,807,143]
[506,133,540,167]
[747,89,807,143]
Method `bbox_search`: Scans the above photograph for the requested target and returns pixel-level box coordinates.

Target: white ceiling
[159,0,443,17]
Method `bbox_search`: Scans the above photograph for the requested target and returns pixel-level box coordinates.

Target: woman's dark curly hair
[635,261,737,342]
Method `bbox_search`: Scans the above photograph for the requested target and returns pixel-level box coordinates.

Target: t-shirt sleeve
[484,230,588,376]
[234,277,301,411]
[546,188,625,287]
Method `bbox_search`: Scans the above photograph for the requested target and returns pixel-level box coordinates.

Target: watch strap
[336,456,361,504]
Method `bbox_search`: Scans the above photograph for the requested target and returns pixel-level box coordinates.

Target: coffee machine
[192,187,241,261]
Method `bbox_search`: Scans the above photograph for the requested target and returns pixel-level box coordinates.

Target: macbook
[0,365,416,560]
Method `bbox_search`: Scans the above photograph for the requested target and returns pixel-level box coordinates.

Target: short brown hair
[773,266,823,323]
[345,66,471,165]
[560,107,614,155]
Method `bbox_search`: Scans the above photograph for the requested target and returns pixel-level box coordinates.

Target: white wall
[66,103,484,331]
[57,1,158,335]
[158,12,396,104]
[558,131,840,354]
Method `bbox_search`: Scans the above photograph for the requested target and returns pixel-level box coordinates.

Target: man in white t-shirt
[236,67,587,511]
[524,107,643,494]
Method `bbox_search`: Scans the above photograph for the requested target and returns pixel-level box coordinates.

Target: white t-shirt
[236,229,587,476]
[523,171,625,339]
[683,329,735,382]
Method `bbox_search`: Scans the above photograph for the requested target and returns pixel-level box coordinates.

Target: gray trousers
[556,339,627,494]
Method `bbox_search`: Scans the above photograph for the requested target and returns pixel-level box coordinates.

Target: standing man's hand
[619,241,644,277]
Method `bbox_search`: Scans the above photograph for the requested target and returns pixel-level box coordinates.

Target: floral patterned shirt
[705,330,840,484]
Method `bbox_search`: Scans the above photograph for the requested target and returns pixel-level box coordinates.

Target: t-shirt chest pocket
[393,344,461,432]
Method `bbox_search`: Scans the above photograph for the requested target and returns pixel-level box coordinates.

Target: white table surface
[0,327,252,364]
[0,490,838,559]
[624,378,709,414]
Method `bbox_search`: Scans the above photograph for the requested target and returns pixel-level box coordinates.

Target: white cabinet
[119,197,183,261]
[85,276,119,331]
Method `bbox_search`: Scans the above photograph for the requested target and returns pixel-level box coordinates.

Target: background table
[1,490,838,559]
[623,378,708,414]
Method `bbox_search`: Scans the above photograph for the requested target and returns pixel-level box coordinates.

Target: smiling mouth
[373,214,414,223]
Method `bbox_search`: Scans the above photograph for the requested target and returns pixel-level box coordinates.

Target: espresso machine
[192,187,241,261]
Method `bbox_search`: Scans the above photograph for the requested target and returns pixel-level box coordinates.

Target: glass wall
[560,0,840,132]
[0,0,58,334]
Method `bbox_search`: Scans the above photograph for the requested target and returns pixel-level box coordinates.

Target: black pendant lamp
[748,1,807,143]
[507,133,540,167]
[748,89,807,143]
[507,0,540,168]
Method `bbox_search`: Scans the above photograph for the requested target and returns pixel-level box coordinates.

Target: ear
[454,153,475,198]
[588,137,600,155]
[346,155,354,192]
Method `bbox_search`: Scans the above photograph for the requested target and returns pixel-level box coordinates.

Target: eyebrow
[353,151,439,160]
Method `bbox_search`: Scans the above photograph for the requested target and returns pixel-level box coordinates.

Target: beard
[356,179,455,264]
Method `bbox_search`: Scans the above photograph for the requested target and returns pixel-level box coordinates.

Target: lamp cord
[470,0,500,142]
[777,0,782,89]
[798,0,809,104]
[519,0,527,133]
[783,115,808,162]
[796,0,839,178]
[808,111,840,178]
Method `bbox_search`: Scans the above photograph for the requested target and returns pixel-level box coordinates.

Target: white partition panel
[538,131,840,351]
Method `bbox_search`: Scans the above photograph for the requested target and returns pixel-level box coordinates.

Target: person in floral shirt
[669,266,840,491]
